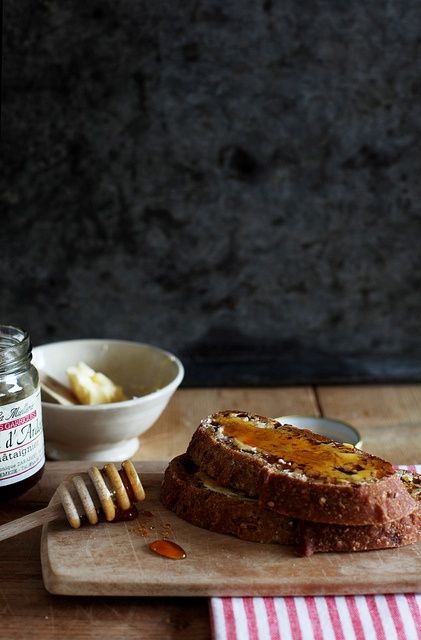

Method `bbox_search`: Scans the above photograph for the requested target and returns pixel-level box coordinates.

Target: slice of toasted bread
[160,454,295,545]
[161,454,421,556]
[186,411,417,525]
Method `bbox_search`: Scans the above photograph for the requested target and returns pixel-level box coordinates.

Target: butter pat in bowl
[33,339,184,461]
[67,361,127,405]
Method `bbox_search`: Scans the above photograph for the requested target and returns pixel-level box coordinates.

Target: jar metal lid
[0,325,31,373]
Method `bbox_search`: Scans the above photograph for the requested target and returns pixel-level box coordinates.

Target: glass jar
[0,325,45,500]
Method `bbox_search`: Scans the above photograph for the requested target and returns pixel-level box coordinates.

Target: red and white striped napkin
[210,465,421,640]
[210,593,421,640]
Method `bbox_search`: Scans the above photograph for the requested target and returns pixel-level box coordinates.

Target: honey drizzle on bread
[214,414,394,483]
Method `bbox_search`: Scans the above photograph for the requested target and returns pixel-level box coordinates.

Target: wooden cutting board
[41,466,421,597]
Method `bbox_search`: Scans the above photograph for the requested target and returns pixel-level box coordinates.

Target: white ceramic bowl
[33,339,184,461]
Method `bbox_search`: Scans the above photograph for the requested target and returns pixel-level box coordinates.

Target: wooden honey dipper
[0,460,145,542]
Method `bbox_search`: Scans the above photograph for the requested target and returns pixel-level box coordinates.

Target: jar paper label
[0,389,45,487]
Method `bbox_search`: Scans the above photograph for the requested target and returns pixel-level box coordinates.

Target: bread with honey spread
[160,454,421,556]
[185,410,417,525]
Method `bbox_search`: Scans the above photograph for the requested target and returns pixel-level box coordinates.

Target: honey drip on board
[149,539,186,560]
[111,505,138,522]
[217,416,393,482]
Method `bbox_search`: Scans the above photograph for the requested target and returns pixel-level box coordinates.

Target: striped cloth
[210,465,421,640]
[210,594,421,640]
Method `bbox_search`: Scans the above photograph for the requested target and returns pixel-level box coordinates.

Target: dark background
[2,1,421,385]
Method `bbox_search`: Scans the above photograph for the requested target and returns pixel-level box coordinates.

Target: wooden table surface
[1,384,420,639]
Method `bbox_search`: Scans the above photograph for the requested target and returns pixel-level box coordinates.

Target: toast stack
[160,411,421,556]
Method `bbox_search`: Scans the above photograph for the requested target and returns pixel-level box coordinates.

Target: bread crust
[161,455,421,556]
[186,411,417,525]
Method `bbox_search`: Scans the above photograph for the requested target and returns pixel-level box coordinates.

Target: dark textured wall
[2,1,421,384]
